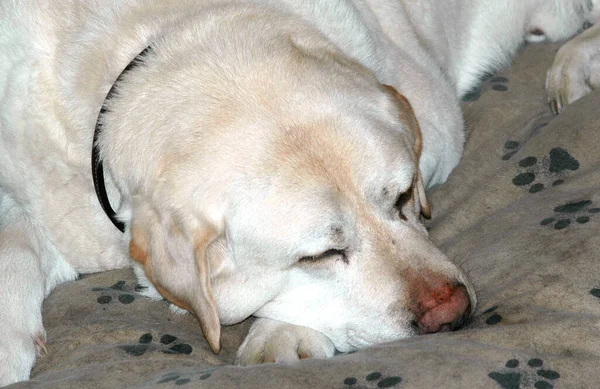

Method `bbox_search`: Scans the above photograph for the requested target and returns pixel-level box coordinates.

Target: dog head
[99,8,475,353]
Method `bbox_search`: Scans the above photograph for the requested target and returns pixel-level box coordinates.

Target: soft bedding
[10,42,600,389]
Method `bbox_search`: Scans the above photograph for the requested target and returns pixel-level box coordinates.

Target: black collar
[92,46,152,232]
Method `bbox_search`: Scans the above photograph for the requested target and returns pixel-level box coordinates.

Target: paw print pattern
[482,305,503,326]
[120,333,193,357]
[156,369,215,386]
[342,372,402,388]
[540,200,599,230]
[502,141,521,161]
[92,280,143,305]
[462,75,509,102]
[462,87,483,102]
[501,120,550,161]
[489,358,560,389]
[490,76,509,91]
[512,148,579,193]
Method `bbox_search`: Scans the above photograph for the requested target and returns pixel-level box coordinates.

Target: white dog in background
[0,0,598,385]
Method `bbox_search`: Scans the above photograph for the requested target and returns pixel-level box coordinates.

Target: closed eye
[394,189,413,221]
[298,248,348,264]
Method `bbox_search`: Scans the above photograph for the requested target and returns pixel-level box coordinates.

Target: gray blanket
[11,42,600,389]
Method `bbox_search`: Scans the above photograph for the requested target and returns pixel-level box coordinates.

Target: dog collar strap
[92,46,152,233]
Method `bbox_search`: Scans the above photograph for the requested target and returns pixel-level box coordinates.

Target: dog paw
[236,318,335,365]
[546,26,600,114]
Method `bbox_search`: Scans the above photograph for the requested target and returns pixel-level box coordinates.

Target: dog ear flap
[129,212,221,352]
[383,84,431,218]
[415,171,431,219]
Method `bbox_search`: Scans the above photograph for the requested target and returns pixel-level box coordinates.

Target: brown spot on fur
[383,85,422,160]
[193,227,222,353]
[129,226,149,265]
[128,222,221,353]
[151,278,194,313]
[267,122,358,195]
[383,85,430,217]
[129,228,195,313]
[298,350,310,359]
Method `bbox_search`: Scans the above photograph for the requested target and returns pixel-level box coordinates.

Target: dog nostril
[412,283,471,334]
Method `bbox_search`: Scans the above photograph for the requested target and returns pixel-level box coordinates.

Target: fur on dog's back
[0,0,225,271]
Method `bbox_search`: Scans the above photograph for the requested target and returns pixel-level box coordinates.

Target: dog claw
[34,334,48,357]
[550,99,560,115]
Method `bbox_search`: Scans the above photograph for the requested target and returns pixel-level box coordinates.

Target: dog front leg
[0,202,77,386]
[0,225,47,385]
[236,318,335,365]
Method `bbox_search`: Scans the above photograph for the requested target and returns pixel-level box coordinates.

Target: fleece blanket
[9,42,600,389]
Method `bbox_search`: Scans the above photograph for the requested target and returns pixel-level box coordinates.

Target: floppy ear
[383,84,431,218]
[128,204,222,352]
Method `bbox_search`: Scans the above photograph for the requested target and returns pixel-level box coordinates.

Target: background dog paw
[546,25,600,114]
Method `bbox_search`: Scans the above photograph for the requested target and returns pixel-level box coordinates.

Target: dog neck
[92,46,153,233]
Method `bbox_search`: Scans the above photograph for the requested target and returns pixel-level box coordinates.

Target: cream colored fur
[0,0,597,385]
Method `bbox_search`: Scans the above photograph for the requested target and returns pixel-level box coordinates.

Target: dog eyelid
[298,248,348,264]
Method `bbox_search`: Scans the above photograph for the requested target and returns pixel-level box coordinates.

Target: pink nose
[411,282,471,334]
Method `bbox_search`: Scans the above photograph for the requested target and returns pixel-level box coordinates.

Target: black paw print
[502,140,521,160]
[342,372,402,388]
[462,87,482,102]
[482,305,503,326]
[462,74,509,102]
[156,369,215,386]
[92,280,144,305]
[489,358,560,389]
[540,200,599,230]
[512,148,579,193]
[490,76,509,91]
[502,115,553,161]
[120,333,193,357]
[591,288,600,299]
